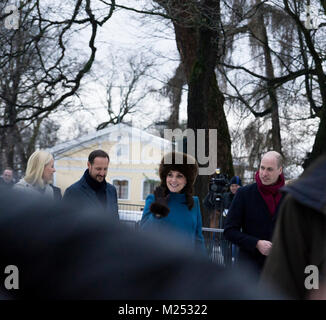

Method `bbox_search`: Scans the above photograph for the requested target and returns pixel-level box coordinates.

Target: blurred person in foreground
[224,151,285,281]
[13,150,61,200]
[260,155,326,299]
[0,188,281,299]
[140,151,205,252]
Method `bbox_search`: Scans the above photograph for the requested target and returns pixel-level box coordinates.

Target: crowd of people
[0,148,325,300]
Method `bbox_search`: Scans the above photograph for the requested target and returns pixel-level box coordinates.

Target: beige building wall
[51,125,169,205]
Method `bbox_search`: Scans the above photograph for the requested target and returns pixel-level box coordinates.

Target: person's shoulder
[106,182,116,192]
[13,178,29,189]
[145,194,155,202]
[237,183,256,193]
[13,180,39,197]
[50,184,61,191]
[142,194,155,208]
[65,178,84,192]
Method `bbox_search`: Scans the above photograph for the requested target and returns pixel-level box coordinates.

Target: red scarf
[255,171,285,216]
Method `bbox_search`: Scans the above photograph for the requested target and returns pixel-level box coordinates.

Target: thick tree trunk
[167,63,186,129]
[157,0,234,226]
[186,25,233,227]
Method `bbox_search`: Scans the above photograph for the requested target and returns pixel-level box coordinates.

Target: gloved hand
[150,186,170,218]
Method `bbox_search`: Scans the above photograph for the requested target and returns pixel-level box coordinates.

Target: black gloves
[150,186,170,218]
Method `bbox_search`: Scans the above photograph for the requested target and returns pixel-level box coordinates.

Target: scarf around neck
[84,169,107,191]
[255,171,285,216]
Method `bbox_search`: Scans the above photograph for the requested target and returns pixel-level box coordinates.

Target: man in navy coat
[63,149,119,219]
[223,151,285,280]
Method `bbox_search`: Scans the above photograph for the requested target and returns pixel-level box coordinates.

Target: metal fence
[118,203,143,228]
[118,204,235,267]
[202,227,234,267]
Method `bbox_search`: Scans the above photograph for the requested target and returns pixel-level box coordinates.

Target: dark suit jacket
[63,174,119,220]
[223,183,284,273]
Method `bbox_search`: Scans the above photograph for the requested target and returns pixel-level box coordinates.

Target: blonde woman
[14,150,62,200]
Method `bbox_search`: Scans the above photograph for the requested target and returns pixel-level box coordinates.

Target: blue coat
[223,183,284,273]
[63,173,119,219]
[140,193,205,251]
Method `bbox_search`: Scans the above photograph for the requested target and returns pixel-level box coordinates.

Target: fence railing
[118,203,143,228]
[202,227,234,267]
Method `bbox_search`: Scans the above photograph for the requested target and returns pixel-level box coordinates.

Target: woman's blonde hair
[24,150,53,188]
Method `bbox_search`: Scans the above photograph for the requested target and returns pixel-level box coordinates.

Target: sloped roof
[48,123,172,158]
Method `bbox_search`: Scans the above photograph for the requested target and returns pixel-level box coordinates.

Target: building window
[117,144,128,157]
[113,179,129,200]
[142,180,160,200]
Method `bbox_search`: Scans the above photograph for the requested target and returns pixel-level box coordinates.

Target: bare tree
[282,0,326,168]
[97,54,155,130]
[218,0,326,172]
[0,0,116,170]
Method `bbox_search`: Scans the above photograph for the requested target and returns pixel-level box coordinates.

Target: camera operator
[219,176,242,229]
[203,169,229,229]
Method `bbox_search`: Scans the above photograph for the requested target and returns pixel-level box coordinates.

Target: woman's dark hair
[158,152,198,210]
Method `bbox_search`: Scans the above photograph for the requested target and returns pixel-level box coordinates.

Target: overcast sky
[54,0,186,141]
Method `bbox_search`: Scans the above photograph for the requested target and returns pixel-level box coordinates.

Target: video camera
[209,169,229,194]
[204,169,229,211]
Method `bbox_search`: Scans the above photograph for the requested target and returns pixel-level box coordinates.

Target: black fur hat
[159,151,199,187]
[151,152,199,212]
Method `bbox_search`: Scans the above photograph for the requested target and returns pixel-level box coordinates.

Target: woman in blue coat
[140,151,205,252]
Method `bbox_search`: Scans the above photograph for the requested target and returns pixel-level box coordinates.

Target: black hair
[88,150,110,164]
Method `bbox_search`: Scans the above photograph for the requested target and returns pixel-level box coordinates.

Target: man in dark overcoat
[63,149,119,219]
[223,151,285,280]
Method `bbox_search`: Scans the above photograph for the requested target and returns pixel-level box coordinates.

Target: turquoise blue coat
[140,192,205,251]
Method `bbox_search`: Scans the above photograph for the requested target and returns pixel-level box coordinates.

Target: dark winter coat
[223,183,284,275]
[260,155,326,299]
[0,177,14,188]
[50,184,62,201]
[223,192,235,210]
[63,171,119,219]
